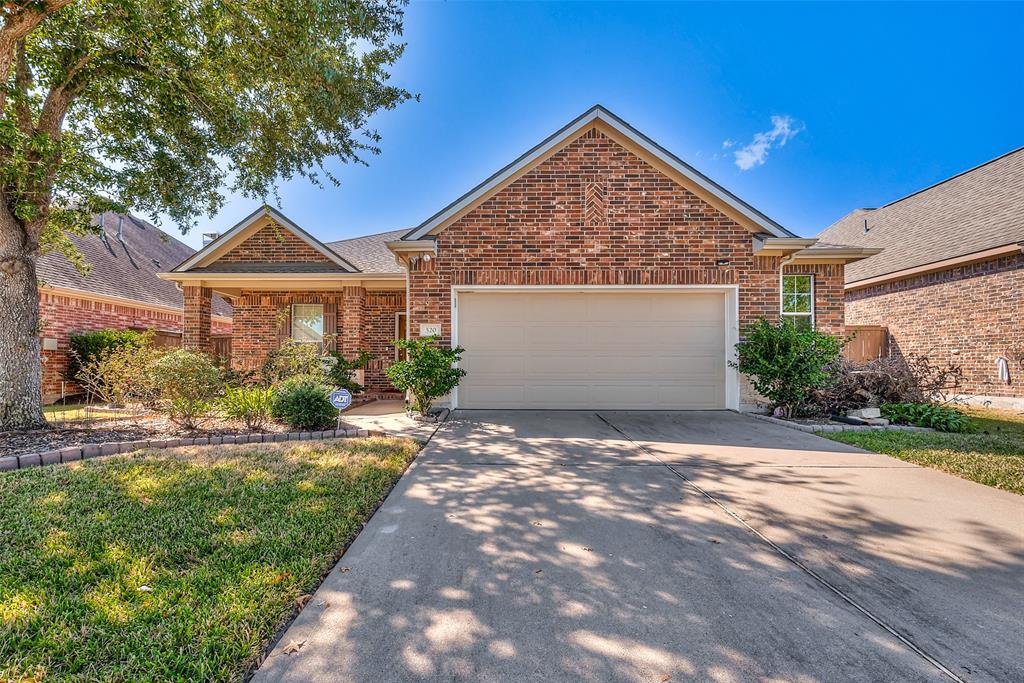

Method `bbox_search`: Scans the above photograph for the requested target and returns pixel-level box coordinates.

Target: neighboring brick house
[163,106,875,410]
[37,213,232,403]
[819,147,1024,409]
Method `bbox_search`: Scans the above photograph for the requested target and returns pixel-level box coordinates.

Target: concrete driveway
[254,411,1023,683]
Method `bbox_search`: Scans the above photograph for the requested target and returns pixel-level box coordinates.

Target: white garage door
[455,290,727,409]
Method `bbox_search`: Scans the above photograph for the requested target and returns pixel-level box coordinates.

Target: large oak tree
[0,0,411,430]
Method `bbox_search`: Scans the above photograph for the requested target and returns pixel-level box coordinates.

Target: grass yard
[0,437,419,682]
[824,406,1024,495]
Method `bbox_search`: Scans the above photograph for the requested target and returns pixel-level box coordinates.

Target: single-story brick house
[37,213,233,403]
[162,106,877,410]
[819,146,1024,409]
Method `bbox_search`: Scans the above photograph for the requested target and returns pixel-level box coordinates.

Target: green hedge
[67,329,149,381]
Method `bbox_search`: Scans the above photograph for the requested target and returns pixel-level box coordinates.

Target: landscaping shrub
[271,376,337,429]
[220,385,275,430]
[67,328,150,384]
[733,318,844,417]
[74,334,164,407]
[326,349,373,394]
[881,402,974,433]
[259,342,327,384]
[386,336,466,416]
[149,349,221,429]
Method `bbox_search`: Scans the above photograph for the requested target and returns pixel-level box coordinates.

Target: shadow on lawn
[254,411,1024,683]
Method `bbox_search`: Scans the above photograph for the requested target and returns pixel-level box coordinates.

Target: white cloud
[721,139,735,149]
[733,115,803,171]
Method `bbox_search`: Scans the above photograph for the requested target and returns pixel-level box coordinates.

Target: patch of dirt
[0,413,291,458]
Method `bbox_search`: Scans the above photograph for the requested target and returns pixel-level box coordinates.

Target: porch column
[341,286,366,357]
[183,285,212,352]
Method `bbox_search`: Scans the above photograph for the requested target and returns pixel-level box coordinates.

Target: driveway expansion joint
[594,411,967,683]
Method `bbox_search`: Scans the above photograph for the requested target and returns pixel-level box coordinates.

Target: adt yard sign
[329,389,352,410]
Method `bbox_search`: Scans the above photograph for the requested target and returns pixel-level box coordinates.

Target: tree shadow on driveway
[254,410,1023,683]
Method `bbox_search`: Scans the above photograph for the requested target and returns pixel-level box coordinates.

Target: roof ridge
[876,145,1024,210]
[326,228,409,245]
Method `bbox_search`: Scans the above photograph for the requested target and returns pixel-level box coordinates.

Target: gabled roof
[37,213,232,317]
[401,105,797,241]
[173,206,359,273]
[819,146,1024,284]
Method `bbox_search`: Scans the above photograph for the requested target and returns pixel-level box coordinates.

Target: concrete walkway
[254,410,1023,683]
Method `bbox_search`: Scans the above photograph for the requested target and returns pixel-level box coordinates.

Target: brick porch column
[341,286,366,357]
[183,285,212,352]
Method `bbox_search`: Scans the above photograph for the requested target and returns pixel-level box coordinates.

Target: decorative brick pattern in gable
[846,253,1024,398]
[407,128,844,346]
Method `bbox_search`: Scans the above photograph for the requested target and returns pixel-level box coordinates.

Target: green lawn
[824,406,1024,495]
[0,437,419,682]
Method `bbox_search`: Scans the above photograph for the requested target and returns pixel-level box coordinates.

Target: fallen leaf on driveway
[531,521,543,526]
[582,547,593,552]
[282,640,305,655]
[661,675,671,682]
[295,594,311,609]
[338,566,351,573]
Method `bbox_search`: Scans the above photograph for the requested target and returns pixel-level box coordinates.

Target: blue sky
[169,1,1024,247]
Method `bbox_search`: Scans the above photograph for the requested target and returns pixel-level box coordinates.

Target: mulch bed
[0,413,292,458]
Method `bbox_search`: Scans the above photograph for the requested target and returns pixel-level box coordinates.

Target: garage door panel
[457,291,727,410]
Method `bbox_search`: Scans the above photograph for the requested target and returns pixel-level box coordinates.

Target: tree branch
[0,1,76,113]
[13,39,31,133]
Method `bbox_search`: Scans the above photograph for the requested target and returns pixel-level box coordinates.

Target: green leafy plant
[733,318,845,417]
[220,386,275,431]
[271,376,337,430]
[149,350,222,429]
[327,350,373,394]
[881,402,974,433]
[259,342,332,385]
[67,329,151,383]
[73,334,165,407]
[386,336,466,416]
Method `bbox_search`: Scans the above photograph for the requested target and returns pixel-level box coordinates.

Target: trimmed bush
[67,329,150,382]
[386,336,466,416]
[149,350,221,429]
[271,376,336,430]
[881,402,974,433]
[733,318,844,417]
[220,386,275,431]
[326,349,373,394]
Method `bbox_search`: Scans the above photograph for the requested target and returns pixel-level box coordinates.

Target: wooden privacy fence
[844,325,889,363]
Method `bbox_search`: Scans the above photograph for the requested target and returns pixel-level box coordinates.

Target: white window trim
[291,303,326,344]
[780,273,815,329]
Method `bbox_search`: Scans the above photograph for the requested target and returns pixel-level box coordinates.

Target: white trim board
[448,284,740,411]
[403,106,795,242]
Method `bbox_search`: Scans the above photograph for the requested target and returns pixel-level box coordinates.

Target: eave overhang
[845,242,1022,290]
[753,236,819,256]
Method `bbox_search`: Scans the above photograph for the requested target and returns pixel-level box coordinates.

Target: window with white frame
[781,274,814,330]
[291,304,325,344]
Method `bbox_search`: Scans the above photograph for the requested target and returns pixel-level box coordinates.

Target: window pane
[782,293,799,312]
[790,293,812,313]
[792,315,813,332]
[292,304,324,343]
[792,275,811,294]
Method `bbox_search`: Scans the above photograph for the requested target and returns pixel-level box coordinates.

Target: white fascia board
[403,105,796,241]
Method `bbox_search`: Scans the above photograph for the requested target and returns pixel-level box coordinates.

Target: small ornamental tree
[386,336,466,416]
[149,349,221,429]
[733,318,844,417]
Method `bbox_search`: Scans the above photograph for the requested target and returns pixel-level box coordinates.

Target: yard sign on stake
[329,389,353,431]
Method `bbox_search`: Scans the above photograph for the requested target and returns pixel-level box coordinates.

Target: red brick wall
[214,222,330,264]
[846,252,1024,399]
[407,128,845,345]
[38,290,231,402]
[230,289,404,393]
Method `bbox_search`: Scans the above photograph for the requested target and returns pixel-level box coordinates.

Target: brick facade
[214,222,331,264]
[407,128,844,344]
[229,289,404,394]
[38,289,231,403]
[846,252,1024,400]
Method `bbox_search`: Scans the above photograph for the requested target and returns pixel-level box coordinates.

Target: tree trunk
[0,215,45,430]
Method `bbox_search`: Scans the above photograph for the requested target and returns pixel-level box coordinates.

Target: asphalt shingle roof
[326,229,407,274]
[189,262,352,274]
[37,213,232,317]
[818,147,1024,284]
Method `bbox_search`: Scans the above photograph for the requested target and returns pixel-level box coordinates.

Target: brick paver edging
[0,427,378,473]
[748,412,935,434]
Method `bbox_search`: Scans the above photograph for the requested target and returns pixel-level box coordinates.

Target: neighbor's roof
[326,229,407,273]
[37,213,232,317]
[818,146,1024,283]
